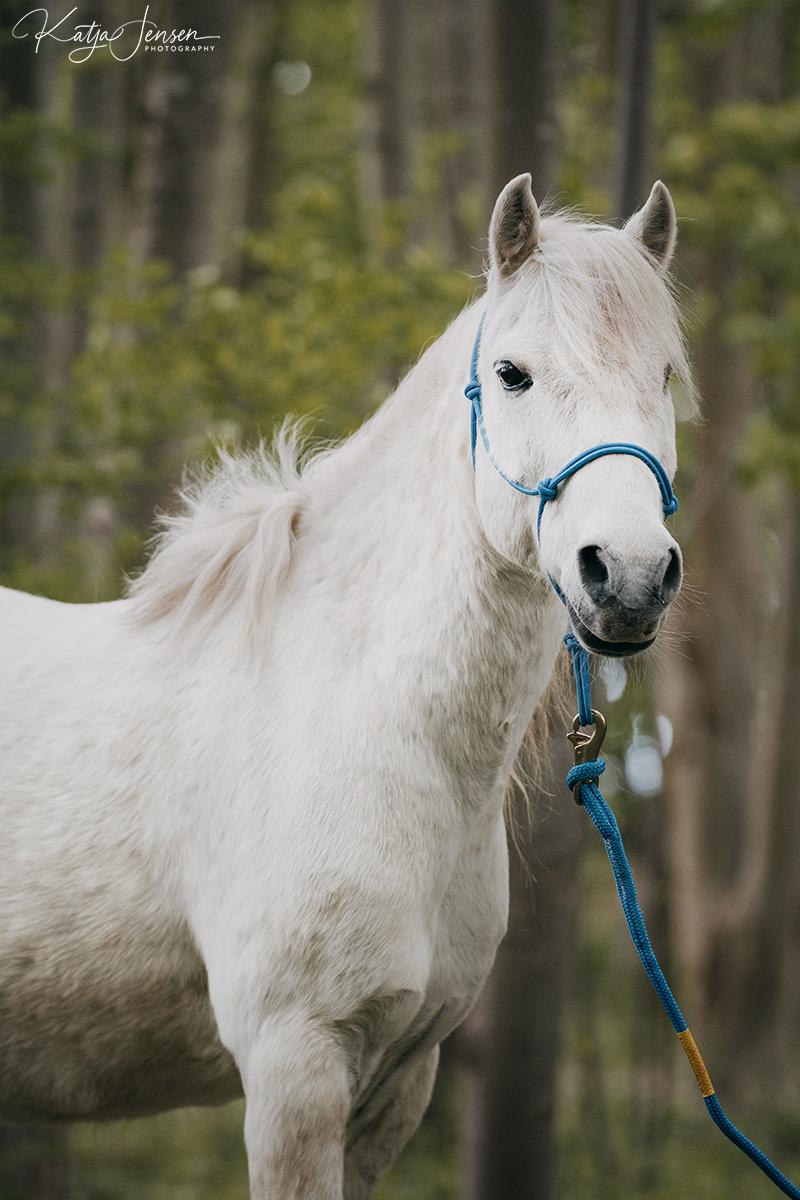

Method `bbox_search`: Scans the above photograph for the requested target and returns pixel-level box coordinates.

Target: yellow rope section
[678,1029,715,1098]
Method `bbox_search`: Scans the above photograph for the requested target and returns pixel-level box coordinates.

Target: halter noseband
[464,315,678,542]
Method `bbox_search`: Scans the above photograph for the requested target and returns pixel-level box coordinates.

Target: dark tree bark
[125,48,170,263]
[0,1127,71,1200]
[430,0,480,263]
[362,0,411,208]
[242,0,287,239]
[148,0,249,273]
[479,0,561,206]
[72,59,126,273]
[0,0,41,561]
[614,0,656,219]
[25,7,82,579]
[721,492,800,1089]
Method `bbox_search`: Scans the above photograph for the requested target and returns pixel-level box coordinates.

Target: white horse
[0,174,691,1198]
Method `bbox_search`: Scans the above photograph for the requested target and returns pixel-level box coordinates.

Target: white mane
[127,422,318,643]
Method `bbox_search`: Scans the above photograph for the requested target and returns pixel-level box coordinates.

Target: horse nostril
[659,547,682,604]
[578,545,611,603]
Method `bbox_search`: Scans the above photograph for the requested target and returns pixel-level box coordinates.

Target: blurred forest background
[1,0,800,1196]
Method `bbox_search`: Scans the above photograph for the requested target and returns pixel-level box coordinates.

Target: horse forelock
[489,209,697,414]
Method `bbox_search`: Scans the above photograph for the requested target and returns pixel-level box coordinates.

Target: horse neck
[301,307,565,784]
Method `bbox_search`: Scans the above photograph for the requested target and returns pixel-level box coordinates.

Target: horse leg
[343,1047,439,1200]
[240,1018,351,1200]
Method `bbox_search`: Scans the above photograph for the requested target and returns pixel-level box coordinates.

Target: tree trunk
[463,735,581,1200]
[29,7,82,578]
[478,0,561,205]
[362,0,411,210]
[0,0,41,561]
[0,1128,71,1200]
[614,0,656,219]
[719,491,800,1093]
[430,0,480,263]
[149,0,250,274]
[242,0,288,239]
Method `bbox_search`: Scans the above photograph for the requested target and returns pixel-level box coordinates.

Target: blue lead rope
[465,314,800,1198]
[564,630,593,728]
[569,686,800,1199]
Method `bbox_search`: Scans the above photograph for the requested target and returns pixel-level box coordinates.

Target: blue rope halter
[465,313,800,1200]
[464,315,679,541]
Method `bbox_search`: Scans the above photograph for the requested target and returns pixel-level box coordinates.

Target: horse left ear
[624,181,677,272]
[489,173,541,278]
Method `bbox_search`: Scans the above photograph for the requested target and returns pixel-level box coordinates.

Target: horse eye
[495,361,532,392]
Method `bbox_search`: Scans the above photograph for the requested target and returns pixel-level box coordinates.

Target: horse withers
[0,175,691,1198]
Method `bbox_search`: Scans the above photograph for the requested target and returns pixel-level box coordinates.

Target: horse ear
[489,173,541,277]
[624,180,677,271]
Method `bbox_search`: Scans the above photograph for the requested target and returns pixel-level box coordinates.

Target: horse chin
[565,602,657,659]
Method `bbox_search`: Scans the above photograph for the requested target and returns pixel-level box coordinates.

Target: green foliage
[50,182,470,594]
[71,1105,248,1200]
[0,4,472,600]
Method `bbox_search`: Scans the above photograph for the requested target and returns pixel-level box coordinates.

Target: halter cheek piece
[464,313,800,1200]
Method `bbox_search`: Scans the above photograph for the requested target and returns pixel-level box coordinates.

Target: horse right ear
[625,181,677,272]
[489,173,541,278]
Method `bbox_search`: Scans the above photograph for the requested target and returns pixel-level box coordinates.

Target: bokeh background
[2,0,800,1197]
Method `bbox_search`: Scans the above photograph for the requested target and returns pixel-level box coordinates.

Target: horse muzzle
[566,541,682,657]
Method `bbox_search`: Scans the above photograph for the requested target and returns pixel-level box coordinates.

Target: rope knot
[537,477,558,502]
[664,495,679,515]
[567,758,606,793]
[464,382,481,405]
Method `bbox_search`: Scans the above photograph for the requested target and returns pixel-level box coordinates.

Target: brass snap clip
[566,709,607,805]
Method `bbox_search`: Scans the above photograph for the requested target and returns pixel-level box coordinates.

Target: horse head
[471,173,692,656]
